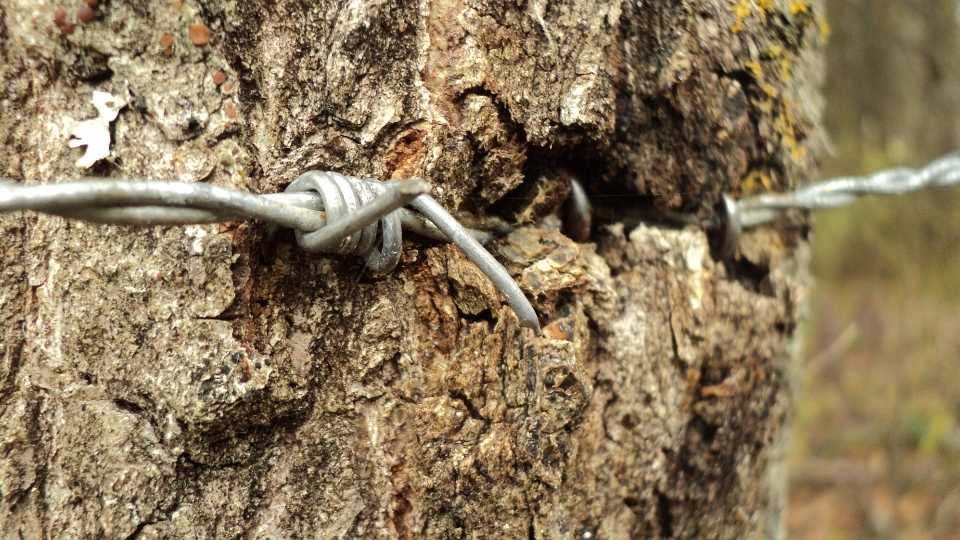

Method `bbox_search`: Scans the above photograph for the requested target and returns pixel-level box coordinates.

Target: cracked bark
[1,0,822,538]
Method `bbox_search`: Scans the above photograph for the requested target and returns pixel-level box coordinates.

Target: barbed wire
[734,151,960,227]
[0,177,497,243]
[0,172,541,333]
[4,152,960,331]
[712,151,960,257]
[578,151,960,258]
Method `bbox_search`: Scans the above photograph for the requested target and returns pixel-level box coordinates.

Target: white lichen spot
[67,91,126,169]
[683,236,706,310]
[183,225,209,254]
[684,241,704,272]
[560,76,596,126]
[528,0,554,47]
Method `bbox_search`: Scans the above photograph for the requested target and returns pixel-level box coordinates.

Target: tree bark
[0,0,823,538]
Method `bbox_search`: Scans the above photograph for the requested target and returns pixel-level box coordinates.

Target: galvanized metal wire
[0,177,494,243]
[6,152,958,329]
[0,173,541,332]
[705,151,960,257]
[565,151,960,259]
[734,151,960,228]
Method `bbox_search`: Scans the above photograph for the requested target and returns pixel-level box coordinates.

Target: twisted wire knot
[285,172,403,273]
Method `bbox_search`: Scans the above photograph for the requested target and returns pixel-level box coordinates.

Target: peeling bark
[1,0,822,538]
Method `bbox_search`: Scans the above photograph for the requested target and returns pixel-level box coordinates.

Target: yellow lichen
[816,13,831,44]
[741,170,773,194]
[781,58,791,80]
[732,0,781,32]
[731,0,751,33]
[775,99,805,161]
[750,94,806,164]
[745,60,762,77]
[789,0,809,15]
[751,96,773,115]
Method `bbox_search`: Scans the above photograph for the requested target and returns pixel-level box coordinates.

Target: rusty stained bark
[0,0,822,538]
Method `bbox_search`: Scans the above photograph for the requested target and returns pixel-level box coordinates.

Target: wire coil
[285,171,403,273]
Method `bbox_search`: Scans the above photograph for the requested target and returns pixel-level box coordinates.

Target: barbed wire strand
[734,151,960,228]
[0,175,541,333]
[6,151,960,330]
[0,179,494,243]
[565,151,960,258]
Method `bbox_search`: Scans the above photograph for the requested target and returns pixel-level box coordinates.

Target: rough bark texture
[1,0,822,538]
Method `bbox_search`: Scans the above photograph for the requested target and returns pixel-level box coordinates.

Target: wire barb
[284,172,426,273]
[411,195,541,332]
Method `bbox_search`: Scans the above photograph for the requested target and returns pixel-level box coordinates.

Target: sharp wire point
[562,175,592,243]
[411,194,541,334]
[718,193,742,260]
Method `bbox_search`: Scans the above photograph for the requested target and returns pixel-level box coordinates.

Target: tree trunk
[0,0,823,538]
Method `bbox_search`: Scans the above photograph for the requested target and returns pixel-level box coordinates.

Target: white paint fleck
[67,91,126,169]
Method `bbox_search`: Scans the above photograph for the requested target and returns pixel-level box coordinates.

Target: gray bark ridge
[0,0,822,538]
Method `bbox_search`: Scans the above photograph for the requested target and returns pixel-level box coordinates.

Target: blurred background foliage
[788,0,960,538]
[812,0,960,296]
